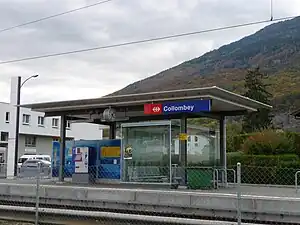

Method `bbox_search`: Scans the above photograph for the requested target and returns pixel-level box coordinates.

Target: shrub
[285,131,300,156]
[232,133,251,152]
[226,122,243,152]
[241,130,294,155]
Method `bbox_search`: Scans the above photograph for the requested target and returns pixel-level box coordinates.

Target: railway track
[0,200,297,225]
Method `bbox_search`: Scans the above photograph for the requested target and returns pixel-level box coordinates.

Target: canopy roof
[22,86,272,120]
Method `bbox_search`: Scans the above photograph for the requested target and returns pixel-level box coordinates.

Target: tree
[226,121,243,152]
[242,67,273,132]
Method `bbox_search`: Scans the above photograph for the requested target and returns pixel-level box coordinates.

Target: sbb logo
[144,103,162,115]
[152,106,161,113]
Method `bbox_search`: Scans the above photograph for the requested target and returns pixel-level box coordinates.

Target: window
[44,157,51,162]
[0,132,8,142]
[25,135,36,147]
[5,112,10,123]
[66,120,71,129]
[38,116,45,126]
[52,118,59,128]
[22,114,31,125]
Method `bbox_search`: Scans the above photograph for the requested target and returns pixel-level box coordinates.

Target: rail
[0,205,261,225]
[228,168,237,184]
[295,171,300,193]
[214,169,218,189]
[214,168,236,189]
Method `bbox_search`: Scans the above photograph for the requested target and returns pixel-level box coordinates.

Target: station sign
[144,99,211,115]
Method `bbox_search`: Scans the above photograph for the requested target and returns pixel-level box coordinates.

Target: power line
[0,15,297,65]
[0,0,114,33]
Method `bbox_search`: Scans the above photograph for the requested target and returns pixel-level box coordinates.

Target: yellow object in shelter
[179,133,188,141]
[101,146,121,157]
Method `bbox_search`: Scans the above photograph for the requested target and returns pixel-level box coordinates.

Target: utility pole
[13,77,21,177]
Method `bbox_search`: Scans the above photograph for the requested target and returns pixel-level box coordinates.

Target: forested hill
[111,17,300,130]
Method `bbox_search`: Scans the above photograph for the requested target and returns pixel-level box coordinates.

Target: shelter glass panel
[121,121,172,183]
[187,118,220,167]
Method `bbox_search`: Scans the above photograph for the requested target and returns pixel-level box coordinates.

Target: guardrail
[295,171,300,193]
[214,168,237,189]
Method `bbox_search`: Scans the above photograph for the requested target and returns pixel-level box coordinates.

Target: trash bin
[187,167,214,190]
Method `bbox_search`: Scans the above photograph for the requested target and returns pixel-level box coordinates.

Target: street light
[21,74,39,88]
[14,74,39,176]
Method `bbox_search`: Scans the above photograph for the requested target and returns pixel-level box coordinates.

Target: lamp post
[14,74,39,177]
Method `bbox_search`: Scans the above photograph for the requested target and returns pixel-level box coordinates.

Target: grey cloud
[0,0,298,104]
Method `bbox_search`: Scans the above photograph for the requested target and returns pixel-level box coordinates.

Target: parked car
[18,154,51,169]
[19,159,52,178]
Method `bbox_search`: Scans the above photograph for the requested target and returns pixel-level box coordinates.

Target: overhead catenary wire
[0,0,114,33]
[0,15,297,65]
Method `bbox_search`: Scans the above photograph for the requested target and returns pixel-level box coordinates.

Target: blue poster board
[52,141,74,177]
[52,139,121,180]
[99,139,121,179]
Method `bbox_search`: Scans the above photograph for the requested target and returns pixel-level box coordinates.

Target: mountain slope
[111,17,300,130]
[112,17,300,108]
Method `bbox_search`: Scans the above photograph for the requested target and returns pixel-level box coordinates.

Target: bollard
[236,162,242,225]
[35,162,41,225]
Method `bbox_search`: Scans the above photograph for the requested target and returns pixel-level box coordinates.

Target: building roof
[21,86,272,118]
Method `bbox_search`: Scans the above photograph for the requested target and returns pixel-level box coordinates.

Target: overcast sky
[0,0,299,104]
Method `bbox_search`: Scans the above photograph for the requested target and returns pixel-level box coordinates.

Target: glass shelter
[120,120,220,184]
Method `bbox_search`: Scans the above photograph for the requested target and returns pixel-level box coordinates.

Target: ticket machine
[72,146,97,184]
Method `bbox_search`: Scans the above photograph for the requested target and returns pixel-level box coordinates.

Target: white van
[18,154,51,168]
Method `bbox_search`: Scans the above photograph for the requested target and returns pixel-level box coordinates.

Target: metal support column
[109,122,116,139]
[59,115,67,182]
[219,116,227,185]
[180,116,187,184]
[13,76,21,177]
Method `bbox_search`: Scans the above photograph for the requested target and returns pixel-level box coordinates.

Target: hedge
[227,153,299,167]
[227,153,300,185]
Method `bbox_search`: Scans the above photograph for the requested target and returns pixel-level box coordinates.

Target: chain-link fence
[235,162,300,225]
[0,163,7,178]
[1,162,300,224]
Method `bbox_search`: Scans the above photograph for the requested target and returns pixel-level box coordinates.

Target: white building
[173,125,220,165]
[2,77,104,177]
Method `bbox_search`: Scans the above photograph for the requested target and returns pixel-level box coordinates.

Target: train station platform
[0,180,299,224]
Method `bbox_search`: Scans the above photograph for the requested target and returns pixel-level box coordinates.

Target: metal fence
[0,163,6,178]
[1,163,300,224]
